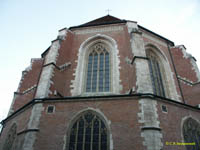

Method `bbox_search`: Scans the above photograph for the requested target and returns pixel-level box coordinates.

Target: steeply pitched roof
[69,15,127,29]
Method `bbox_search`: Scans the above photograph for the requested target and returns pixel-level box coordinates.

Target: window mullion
[90,118,94,150]
[148,59,156,94]
[97,53,100,92]
[75,122,79,150]
[152,59,160,95]
[83,119,86,150]
[99,120,101,150]
[156,62,165,97]
[103,52,105,92]
[90,53,94,92]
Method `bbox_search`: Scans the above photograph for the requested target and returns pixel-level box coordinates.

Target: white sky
[0,0,200,124]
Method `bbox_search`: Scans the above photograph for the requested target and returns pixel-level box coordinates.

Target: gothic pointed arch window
[85,43,110,93]
[67,111,109,150]
[3,123,17,150]
[146,50,166,97]
[183,118,200,149]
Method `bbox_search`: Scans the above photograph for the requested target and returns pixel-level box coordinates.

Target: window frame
[83,42,112,95]
[146,49,167,97]
[182,118,200,149]
[66,110,110,150]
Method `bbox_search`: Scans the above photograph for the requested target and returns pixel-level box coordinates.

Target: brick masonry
[1,16,200,150]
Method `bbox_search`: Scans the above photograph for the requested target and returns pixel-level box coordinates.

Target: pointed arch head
[145,43,167,62]
[71,34,121,96]
[182,117,200,149]
[66,108,110,150]
[144,43,180,100]
[79,34,117,53]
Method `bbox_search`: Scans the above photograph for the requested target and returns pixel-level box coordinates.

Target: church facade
[1,15,200,150]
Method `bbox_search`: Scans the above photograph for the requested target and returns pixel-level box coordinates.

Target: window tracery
[86,43,110,93]
[147,50,166,97]
[183,118,200,150]
[67,111,108,150]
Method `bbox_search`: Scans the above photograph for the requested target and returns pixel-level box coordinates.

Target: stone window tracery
[183,118,200,150]
[67,111,108,150]
[147,50,166,97]
[85,43,110,93]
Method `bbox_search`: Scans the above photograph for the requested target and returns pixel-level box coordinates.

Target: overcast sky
[0,0,200,125]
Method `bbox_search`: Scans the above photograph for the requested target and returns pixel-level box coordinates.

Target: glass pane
[68,113,108,150]
[69,142,75,150]
[105,87,109,92]
[85,126,91,150]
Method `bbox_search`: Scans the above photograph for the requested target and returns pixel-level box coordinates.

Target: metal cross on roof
[106,9,112,15]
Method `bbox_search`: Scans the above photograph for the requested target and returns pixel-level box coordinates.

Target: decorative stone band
[74,26,123,35]
[14,85,37,96]
[22,85,37,94]
[43,62,71,72]
[178,75,200,86]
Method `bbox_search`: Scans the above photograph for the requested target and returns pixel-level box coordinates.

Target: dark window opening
[68,111,108,150]
[161,105,167,113]
[86,43,110,93]
[147,51,166,97]
[47,106,54,113]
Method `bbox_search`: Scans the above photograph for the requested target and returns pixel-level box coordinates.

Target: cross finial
[106,9,112,15]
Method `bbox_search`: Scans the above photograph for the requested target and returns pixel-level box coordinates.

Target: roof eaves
[138,25,174,46]
[69,20,127,30]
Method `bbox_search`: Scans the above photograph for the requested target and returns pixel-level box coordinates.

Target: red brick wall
[0,107,32,149]
[34,98,143,150]
[170,46,200,105]
[158,100,200,150]
[49,24,135,97]
[12,59,43,111]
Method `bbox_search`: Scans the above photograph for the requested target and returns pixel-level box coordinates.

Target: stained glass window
[86,43,110,92]
[147,51,165,97]
[183,118,200,150]
[68,111,108,150]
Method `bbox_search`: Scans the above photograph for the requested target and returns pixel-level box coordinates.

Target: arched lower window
[67,111,108,150]
[86,43,110,92]
[183,118,200,150]
[3,123,17,150]
[147,50,165,97]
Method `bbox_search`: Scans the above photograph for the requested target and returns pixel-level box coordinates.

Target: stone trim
[145,43,181,101]
[180,116,200,143]
[138,98,163,150]
[21,85,37,94]
[21,29,68,150]
[70,34,122,96]
[178,75,200,86]
[22,103,44,150]
[63,107,113,150]
[142,32,168,47]
[173,45,200,81]
[74,25,123,35]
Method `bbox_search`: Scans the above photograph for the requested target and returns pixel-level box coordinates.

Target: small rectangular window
[161,105,168,113]
[47,105,55,114]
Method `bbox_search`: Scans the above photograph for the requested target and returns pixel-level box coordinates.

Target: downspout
[166,42,185,103]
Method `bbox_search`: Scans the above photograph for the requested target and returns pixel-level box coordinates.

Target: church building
[1,15,200,150]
